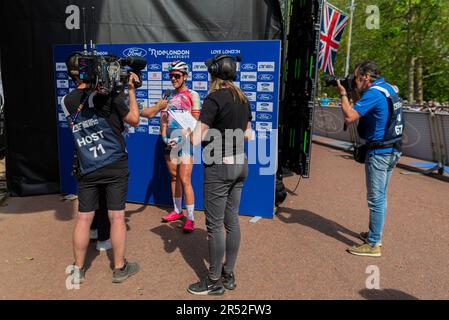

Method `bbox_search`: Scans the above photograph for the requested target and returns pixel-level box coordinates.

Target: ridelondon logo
[148,48,190,59]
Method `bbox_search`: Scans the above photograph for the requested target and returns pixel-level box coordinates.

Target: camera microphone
[121,56,148,71]
[163,90,171,100]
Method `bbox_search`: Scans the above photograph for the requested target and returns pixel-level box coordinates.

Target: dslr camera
[324,74,356,98]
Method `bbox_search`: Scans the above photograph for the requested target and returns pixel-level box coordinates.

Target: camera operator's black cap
[205,54,240,81]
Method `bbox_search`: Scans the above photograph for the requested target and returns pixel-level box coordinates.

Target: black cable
[292,174,302,193]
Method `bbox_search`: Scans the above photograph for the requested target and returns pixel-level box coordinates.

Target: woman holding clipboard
[187,55,252,295]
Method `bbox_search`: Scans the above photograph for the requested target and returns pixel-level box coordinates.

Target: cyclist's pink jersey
[166,89,201,129]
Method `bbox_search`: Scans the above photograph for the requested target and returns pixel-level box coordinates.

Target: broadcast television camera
[78,54,147,94]
[72,6,147,94]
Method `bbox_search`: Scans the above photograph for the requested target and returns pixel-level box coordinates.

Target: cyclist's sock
[186,204,195,221]
[173,197,183,214]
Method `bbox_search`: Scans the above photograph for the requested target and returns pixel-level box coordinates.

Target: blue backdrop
[54,40,280,218]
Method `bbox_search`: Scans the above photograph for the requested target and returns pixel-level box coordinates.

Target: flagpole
[345,0,356,77]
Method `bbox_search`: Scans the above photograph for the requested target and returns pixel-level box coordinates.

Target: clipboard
[167,109,198,131]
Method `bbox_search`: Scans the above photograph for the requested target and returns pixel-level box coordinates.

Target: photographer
[187,55,252,296]
[62,52,143,284]
[337,60,402,257]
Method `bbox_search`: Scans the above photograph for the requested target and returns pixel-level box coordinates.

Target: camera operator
[62,52,142,284]
[337,60,403,257]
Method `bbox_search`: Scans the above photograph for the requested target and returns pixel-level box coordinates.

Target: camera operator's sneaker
[359,232,382,246]
[162,211,184,222]
[221,271,236,290]
[183,219,195,233]
[112,260,140,283]
[89,229,98,240]
[187,277,225,296]
[96,239,112,251]
[347,243,381,257]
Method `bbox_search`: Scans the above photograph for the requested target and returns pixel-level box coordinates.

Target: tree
[319,0,449,103]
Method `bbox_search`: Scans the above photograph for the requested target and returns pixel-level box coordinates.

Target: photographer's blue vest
[358,81,404,149]
[61,92,126,176]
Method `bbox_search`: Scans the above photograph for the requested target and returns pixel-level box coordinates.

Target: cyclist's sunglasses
[169,73,182,80]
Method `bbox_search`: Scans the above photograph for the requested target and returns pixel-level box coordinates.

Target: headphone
[65,51,83,79]
[205,54,241,80]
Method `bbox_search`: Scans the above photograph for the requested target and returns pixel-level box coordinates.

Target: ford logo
[257,113,272,121]
[258,94,273,101]
[258,74,274,81]
[251,104,256,110]
[199,92,207,99]
[56,72,67,79]
[241,63,257,71]
[163,73,170,80]
[149,118,160,125]
[123,47,147,57]
[241,84,256,91]
[136,127,148,133]
[136,91,147,98]
[148,64,161,71]
[259,123,269,128]
[193,73,208,80]
[57,89,68,95]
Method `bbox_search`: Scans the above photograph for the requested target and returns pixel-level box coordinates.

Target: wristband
[137,101,144,115]
[341,93,348,98]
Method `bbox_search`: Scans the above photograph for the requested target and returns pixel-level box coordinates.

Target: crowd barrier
[313,105,449,174]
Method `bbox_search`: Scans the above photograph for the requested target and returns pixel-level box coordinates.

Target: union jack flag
[318,2,349,75]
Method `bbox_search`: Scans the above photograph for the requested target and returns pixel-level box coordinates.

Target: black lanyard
[68,90,92,127]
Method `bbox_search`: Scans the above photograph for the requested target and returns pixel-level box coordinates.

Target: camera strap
[63,90,92,128]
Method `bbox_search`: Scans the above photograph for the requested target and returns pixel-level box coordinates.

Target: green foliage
[318,0,449,102]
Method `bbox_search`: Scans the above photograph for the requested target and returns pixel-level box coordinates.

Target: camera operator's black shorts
[77,160,129,212]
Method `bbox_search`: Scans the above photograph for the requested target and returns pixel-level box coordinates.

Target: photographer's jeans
[365,151,401,246]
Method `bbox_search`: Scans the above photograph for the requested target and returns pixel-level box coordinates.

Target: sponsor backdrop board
[54,40,281,218]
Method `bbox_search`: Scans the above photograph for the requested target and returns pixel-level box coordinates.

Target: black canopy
[0,0,282,196]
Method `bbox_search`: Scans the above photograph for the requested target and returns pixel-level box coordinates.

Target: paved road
[0,143,448,299]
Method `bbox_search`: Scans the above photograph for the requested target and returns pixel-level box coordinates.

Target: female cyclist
[160,61,201,232]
